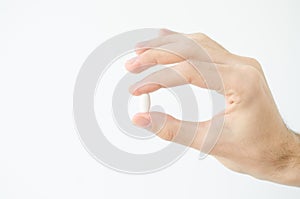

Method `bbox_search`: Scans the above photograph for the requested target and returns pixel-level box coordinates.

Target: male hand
[125,29,300,186]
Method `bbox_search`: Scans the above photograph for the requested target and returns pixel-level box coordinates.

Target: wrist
[273,130,300,186]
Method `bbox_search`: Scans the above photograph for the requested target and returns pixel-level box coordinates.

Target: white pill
[139,93,151,112]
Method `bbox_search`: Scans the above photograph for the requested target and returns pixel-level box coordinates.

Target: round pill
[139,93,151,112]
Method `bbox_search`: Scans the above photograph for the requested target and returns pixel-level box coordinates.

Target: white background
[1,0,300,198]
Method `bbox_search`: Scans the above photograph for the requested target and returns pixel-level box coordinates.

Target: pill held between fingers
[139,93,151,112]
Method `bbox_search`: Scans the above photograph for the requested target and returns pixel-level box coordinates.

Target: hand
[125,29,300,186]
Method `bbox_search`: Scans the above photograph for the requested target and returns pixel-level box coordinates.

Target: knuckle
[241,66,262,84]
[189,32,209,42]
[162,129,175,141]
[195,32,208,39]
[140,49,158,64]
[249,58,260,66]
[158,115,177,141]
[241,57,263,71]
[248,58,262,71]
[175,63,195,84]
[231,65,260,85]
[233,65,264,96]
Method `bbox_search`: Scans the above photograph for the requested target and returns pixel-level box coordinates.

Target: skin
[125,29,300,186]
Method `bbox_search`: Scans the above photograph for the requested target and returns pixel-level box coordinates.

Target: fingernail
[126,56,138,65]
[129,83,140,94]
[133,114,151,127]
[136,41,147,48]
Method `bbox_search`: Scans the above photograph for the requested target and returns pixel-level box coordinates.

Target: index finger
[126,34,210,73]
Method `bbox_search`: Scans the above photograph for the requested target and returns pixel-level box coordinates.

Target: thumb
[132,112,209,150]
